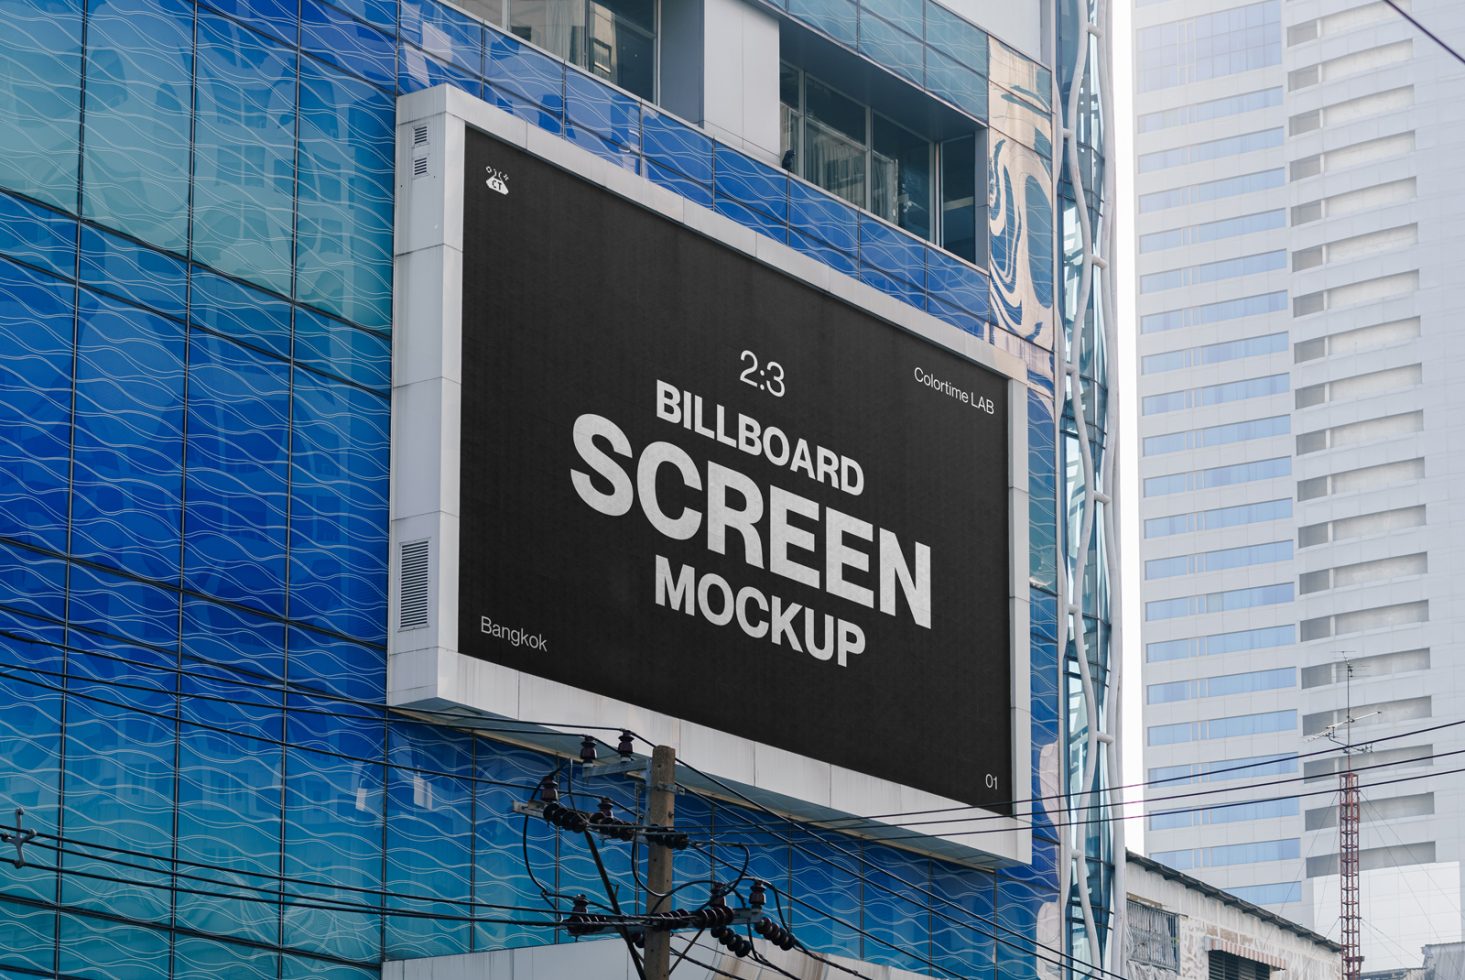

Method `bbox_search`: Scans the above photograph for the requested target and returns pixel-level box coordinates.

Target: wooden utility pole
[643,745,678,980]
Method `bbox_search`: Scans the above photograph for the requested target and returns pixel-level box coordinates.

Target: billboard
[450,126,1014,809]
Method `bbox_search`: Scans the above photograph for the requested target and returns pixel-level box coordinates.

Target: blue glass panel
[475,742,560,951]
[714,148,789,221]
[327,0,395,30]
[931,864,996,978]
[282,734,384,961]
[175,677,283,944]
[182,595,286,680]
[0,0,83,211]
[487,29,565,117]
[485,86,565,135]
[288,626,386,704]
[866,0,922,36]
[281,957,381,980]
[174,936,279,979]
[400,42,484,98]
[788,228,859,277]
[860,262,925,307]
[200,0,297,44]
[71,290,186,581]
[194,11,297,296]
[859,214,925,287]
[62,649,177,924]
[641,108,714,185]
[858,12,924,86]
[385,722,473,957]
[289,370,389,642]
[0,541,66,637]
[190,266,293,362]
[0,259,74,553]
[927,47,987,118]
[787,831,861,953]
[925,246,990,317]
[296,59,394,330]
[789,178,858,252]
[79,223,188,321]
[925,1,988,72]
[0,633,63,904]
[863,845,930,971]
[67,561,179,649]
[563,122,642,172]
[995,879,1056,980]
[184,330,290,614]
[565,68,642,149]
[300,0,396,91]
[0,190,76,278]
[644,159,713,208]
[400,0,483,73]
[990,38,1051,111]
[295,307,391,392]
[0,896,55,973]
[58,915,170,977]
[1027,391,1057,591]
[927,296,984,338]
[715,196,788,242]
[789,0,857,45]
[82,0,193,252]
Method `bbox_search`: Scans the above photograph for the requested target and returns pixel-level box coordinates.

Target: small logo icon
[485,165,509,195]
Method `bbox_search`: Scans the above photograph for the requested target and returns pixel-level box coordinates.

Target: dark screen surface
[458,127,1013,809]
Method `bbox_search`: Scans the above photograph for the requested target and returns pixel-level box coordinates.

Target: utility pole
[643,744,678,980]
[1336,660,1368,980]
[1304,657,1376,980]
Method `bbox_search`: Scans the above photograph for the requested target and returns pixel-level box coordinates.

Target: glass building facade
[0,0,1115,975]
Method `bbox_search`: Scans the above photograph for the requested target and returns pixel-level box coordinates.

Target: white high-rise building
[1133,0,1465,969]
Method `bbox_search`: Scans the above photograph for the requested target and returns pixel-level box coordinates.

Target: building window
[506,0,656,100]
[1127,900,1180,971]
[1210,950,1272,980]
[779,62,978,262]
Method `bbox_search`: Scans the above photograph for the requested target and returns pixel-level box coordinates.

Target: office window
[1148,796,1297,830]
[1140,250,1287,294]
[1142,373,1288,415]
[1137,86,1282,132]
[1143,332,1287,374]
[1142,415,1288,456]
[1141,291,1287,334]
[1144,540,1291,579]
[508,0,655,100]
[1139,168,1284,213]
[1150,753,1297,787]
[1137,1,1281,92]
[1141,210,1286,254]
[1145,498,1291,538]
[1147,666,1295,704]
[1143,456,1290,497]
[1145,583,1292,622]
[780,63,976,257]
[1138,128,1283,173]
[1149,709,1296,746]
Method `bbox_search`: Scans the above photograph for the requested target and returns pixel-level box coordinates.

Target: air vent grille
[399,539,431,630]
[413,124,428,145]
[413,155,429,177]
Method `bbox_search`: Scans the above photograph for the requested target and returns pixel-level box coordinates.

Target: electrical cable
[669,715,1465,833]
[1382,0,1465,67]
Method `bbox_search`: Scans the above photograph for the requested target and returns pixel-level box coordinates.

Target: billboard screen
[458,127,1013,808]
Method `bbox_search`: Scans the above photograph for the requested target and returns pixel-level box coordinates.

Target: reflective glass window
[1144,498,1292,537]
[1142,331,1287,373]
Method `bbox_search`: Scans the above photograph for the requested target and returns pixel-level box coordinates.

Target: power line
[1382,0,1465,67]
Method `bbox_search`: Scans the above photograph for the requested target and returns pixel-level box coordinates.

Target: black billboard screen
[459,127,1013,809]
